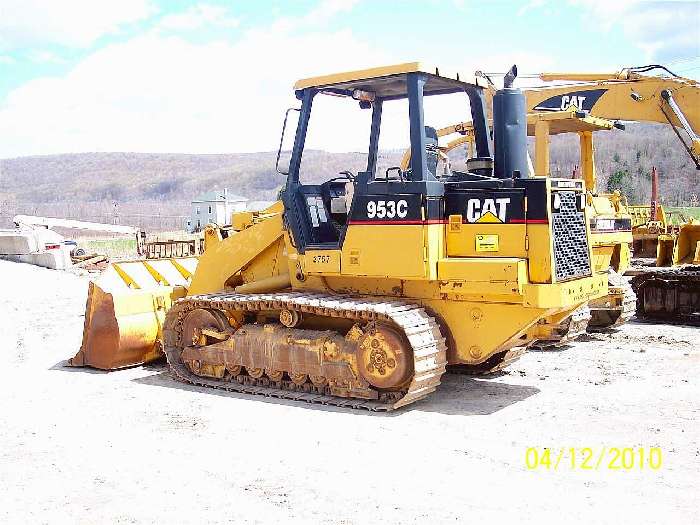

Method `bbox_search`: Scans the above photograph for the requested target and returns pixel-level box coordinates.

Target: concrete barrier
[0,228,73,270]
[0,250,72,270]
[0,230,40,254]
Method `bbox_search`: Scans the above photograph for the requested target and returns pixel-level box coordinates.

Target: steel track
[163,291,452,411]
[631,267,700,326]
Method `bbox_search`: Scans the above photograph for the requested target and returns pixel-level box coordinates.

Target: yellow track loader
[70,63,606,410]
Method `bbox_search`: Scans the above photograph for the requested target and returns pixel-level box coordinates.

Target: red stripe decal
[348,218,549,225]
[348,219,426,225]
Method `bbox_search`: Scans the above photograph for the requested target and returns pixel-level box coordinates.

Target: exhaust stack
[493,65,528,180]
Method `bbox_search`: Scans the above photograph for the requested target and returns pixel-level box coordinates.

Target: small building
[186,189,247,232]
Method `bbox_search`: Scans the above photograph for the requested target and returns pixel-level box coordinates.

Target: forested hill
[1,122,697,212]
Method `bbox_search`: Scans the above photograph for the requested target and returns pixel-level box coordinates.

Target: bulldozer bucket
[69,257,198,369]
[675,223,700,265]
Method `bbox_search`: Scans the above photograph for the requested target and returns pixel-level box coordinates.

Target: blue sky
[0,0,698,157]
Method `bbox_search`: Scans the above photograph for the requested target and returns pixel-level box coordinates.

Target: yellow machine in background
[526,110,636,330]
[70,63,606,410]
[627,202,668,259]
[520,64,700,325]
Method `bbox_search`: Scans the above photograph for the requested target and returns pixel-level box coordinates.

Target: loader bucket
[69,257,198,370]
[675,223,700,265]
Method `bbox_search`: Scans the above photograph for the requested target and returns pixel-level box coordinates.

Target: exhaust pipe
[493,65,528,180]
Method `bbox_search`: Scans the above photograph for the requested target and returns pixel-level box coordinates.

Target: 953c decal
[366,199,408,219]
[350,194,422,223]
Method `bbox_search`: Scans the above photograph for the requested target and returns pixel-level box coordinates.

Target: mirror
[276,107,301,175]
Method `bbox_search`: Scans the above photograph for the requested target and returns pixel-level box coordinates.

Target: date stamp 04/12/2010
[525,447,663,471]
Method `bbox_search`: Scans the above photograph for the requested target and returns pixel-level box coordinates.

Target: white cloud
[303,0,360,25]
[0,0,557,158]
[570,0,700,62]
[0,25,391,157]
[156,4,240,32]
[518,0,547,16]
[0,0,156,50]
[0,55,16,65]
[268,0,360,32]
[27,50,66,65]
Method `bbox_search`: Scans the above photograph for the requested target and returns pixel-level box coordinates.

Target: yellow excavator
[69,63,607,410]
[519,64,700,325]
[401,107,635,346]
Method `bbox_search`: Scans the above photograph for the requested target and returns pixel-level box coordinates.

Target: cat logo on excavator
[533,89,608,112]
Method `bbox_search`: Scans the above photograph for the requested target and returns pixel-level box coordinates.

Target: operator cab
[277,63,500,252]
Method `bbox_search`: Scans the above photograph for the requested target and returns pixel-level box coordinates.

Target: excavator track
[162,291,450,411]
[530,304,592,350]
[588,271,637,330]
[630,266,700,326]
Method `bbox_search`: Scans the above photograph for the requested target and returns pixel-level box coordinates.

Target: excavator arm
[524,65,700,168]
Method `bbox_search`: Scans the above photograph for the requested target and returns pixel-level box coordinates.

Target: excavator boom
[525,66,700,167]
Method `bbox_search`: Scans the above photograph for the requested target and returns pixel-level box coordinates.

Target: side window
[208,206,212,214]
[375,99,409,180]
[196,206,200,215]
[422,91,472,176]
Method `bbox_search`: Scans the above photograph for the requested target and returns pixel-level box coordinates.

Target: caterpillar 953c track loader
[69,63,607,410]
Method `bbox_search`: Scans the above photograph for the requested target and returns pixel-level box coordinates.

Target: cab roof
[293,62,486,98]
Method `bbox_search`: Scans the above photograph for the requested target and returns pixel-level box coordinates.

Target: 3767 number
[366,199,409,219]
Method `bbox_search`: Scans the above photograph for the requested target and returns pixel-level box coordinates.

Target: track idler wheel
[357,323,413,391]
[182,308,229,348]
[181,308,230,378]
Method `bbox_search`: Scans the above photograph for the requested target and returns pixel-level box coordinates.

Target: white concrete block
[0,230,40,254]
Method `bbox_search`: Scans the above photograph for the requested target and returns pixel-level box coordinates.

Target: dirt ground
[1,259,698,524]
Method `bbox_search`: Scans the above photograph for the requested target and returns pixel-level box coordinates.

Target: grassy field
[78,238,138,258]
[75,231,203,259]
[668,206,700,220]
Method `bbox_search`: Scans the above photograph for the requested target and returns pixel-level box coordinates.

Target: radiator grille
[552,191,591,281]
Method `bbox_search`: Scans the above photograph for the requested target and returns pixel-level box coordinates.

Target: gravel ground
[1,259,698,524]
